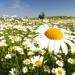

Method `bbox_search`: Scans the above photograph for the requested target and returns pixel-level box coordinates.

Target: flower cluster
[0,17,75,75]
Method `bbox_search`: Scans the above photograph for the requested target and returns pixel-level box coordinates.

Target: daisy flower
[44,65,50,73]
[22,66,28,74]
[68,58,75,64]
[53,67,66,75]
[9,35,21,43]
[5,53,12,59]
[56,60,63,67]
[35,24,75,54]
[72,73,75,75]
[31,55,43,67]
[23,59,31,65]
[9,68,18,75]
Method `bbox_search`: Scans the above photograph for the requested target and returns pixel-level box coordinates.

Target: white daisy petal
[48,40,54,52]
[36,24,49,34]
[60,41,68,55]
[54,40,61,53]
[43,24,49,30]
[39,40,48,49]
[40,57,43,61]
[37,37,49,49]
[64,39,75,51]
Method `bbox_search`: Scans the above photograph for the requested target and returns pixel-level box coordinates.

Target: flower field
[0,16,75,75]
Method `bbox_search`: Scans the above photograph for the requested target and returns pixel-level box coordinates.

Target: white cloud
[0,0,38,17]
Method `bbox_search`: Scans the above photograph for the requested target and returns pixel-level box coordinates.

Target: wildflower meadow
[0,16,75,75]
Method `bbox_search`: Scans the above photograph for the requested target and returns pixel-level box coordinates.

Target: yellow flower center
[35,60,42,67]
[13,37,17,41]
[58,69,63,75]
[44,28,63,40]
[44,66,48,72]
[69,58,75,63]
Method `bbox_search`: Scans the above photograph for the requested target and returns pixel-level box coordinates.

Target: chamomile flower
[31,55,43,67]
[68,58,75,64]
[9,35,21,43]
[9,68,18,75]
[44,65,50,73]
[11,46,24,55]
[22,39,37,51]
[0,40,7,47]
[72,73,75,75]
[23,59,31,65]
[56,60,63,67]
[52,67,66,75]
[22,67,28,74]
[5,53,12,59]
[35,24,75,54]
[27,51,34,56]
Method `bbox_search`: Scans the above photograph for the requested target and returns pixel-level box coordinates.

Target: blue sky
[0,0,75,17]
